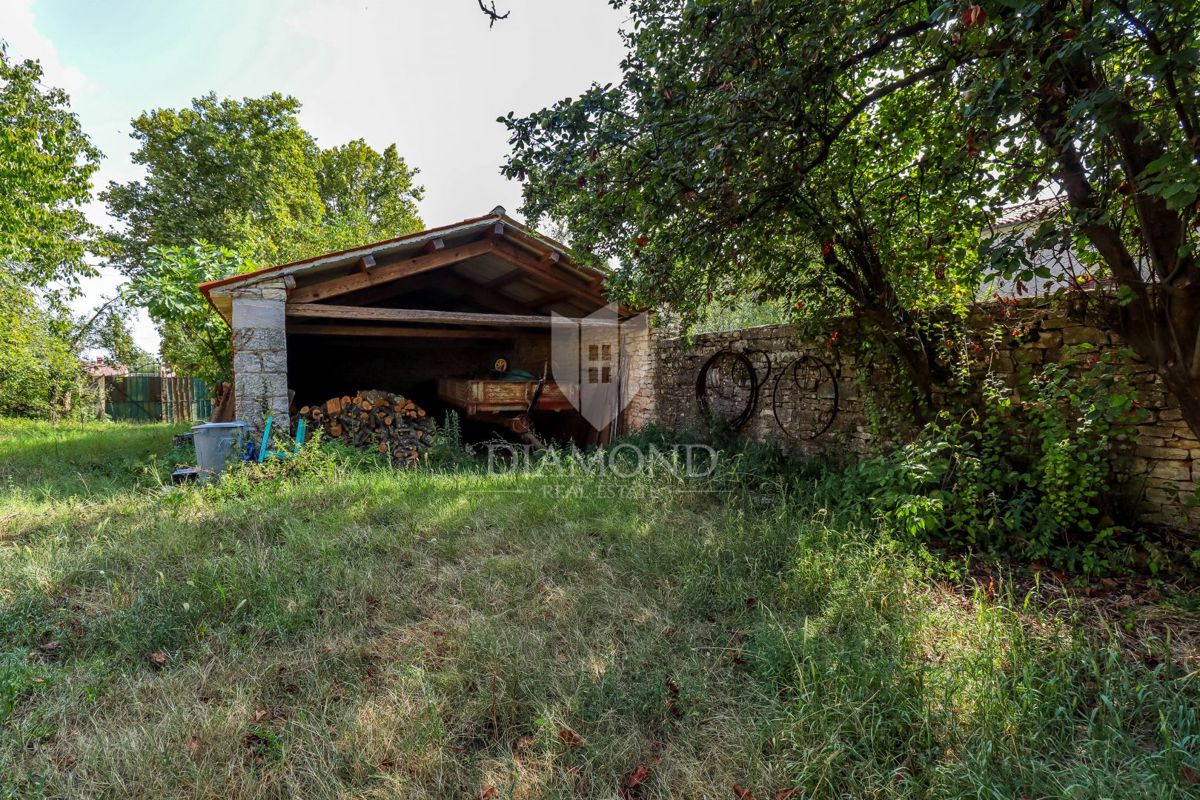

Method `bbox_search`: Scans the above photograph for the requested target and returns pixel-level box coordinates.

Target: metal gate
[103,374,212,423]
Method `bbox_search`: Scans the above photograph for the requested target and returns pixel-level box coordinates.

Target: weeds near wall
[853,346,1161,575]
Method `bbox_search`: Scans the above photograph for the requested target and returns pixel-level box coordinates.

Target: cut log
[297,389,435,468]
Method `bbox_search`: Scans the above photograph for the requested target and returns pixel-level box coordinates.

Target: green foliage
[103,93,425,380]
[101,93,321,273]
[102,93,424,276]
[313,139,424,252]
[125,243,255,384]
[857,347,1151,574]
[0,46,101,292]
[84,301,156,371]
[423,410,469,467]
[692,297,786,333]
[501,0,1200,432]
[500,0,997,399]
[0,276,91,419]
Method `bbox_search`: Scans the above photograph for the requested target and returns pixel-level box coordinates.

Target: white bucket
[191,422,248,482]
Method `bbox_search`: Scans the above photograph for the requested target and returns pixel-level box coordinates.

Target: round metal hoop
[695,349,759,430]
[771,355,839,439]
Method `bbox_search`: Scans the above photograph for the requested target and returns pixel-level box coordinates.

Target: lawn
[1,419,1198,799]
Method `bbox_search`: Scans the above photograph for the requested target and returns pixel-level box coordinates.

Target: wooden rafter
[288,239,494,304]
[487,238,607,309]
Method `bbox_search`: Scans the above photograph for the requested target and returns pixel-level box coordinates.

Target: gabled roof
[199,206,610,324]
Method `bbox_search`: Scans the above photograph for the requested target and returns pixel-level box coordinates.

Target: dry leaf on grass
[620,763,651,797]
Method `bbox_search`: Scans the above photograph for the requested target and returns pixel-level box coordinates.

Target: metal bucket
[191,422,248,482]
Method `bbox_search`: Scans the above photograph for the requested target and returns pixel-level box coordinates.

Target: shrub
[854,346,1150,574]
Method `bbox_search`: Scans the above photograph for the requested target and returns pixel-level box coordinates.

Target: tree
[502,0,1200,435]
[102,93,424,275]
[0,45,101,291]
[501,2,990,404]
[105,93,425,381]
[0,45,102,419]
[125,243,253,385]
[85,303,156,372]
[313,139,424,252]
[0,274,88,418]
[102,93,324,274]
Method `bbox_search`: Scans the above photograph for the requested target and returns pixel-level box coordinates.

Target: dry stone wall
[649,303,1200,528]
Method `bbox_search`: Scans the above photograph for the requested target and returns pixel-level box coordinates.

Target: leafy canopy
[103,92,424,274]
[125,243,253,385]
[501,1,996,399]
[105,93,426,381]
[503,0,1200,430]
[0,273,89,418]
[0,46,101,291]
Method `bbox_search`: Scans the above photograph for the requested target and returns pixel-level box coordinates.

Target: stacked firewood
[297,389,432,465]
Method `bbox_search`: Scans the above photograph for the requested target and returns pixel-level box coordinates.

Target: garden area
[5,1,1200,796]
[2,419,1199,798]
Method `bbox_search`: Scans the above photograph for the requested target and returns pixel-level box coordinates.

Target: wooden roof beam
[286,303,617,329]
[288,239,494,304]
[488,238,607,310]
[288,323,517,339]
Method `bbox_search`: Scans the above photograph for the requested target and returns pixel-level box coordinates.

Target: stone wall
[620,321,656,432]
[228,278,290,432]
[649,303,1200,528]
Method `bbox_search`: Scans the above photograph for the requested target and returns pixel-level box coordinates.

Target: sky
[1,0,628,354]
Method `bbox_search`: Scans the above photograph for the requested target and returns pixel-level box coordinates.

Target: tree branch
[477,0,509,27]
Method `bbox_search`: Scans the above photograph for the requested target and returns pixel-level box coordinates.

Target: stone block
[1037,331,1063,348]
[1148,460,1193,482]
[1136,446,1190,459]
[233,327,287,352]
[1062,325,1107,346]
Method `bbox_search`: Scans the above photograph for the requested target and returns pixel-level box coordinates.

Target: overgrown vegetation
[854,345,1186,575]
[1,421,1197,798]
[502,0,1200,437]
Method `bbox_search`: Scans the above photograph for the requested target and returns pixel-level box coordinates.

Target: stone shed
[199,207,651,445]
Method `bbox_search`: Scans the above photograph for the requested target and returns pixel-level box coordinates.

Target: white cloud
[0,0,91,97]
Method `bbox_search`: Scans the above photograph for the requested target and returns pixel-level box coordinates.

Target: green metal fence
[102,374,212,423]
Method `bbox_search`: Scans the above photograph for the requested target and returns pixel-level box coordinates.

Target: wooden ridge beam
[288,239,494,304]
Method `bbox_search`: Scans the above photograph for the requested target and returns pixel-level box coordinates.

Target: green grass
[1,420,1198,799]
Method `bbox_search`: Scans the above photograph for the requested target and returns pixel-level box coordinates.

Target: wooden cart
[437,377,577,446]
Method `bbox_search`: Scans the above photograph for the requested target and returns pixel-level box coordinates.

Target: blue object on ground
[257,416,307,462]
